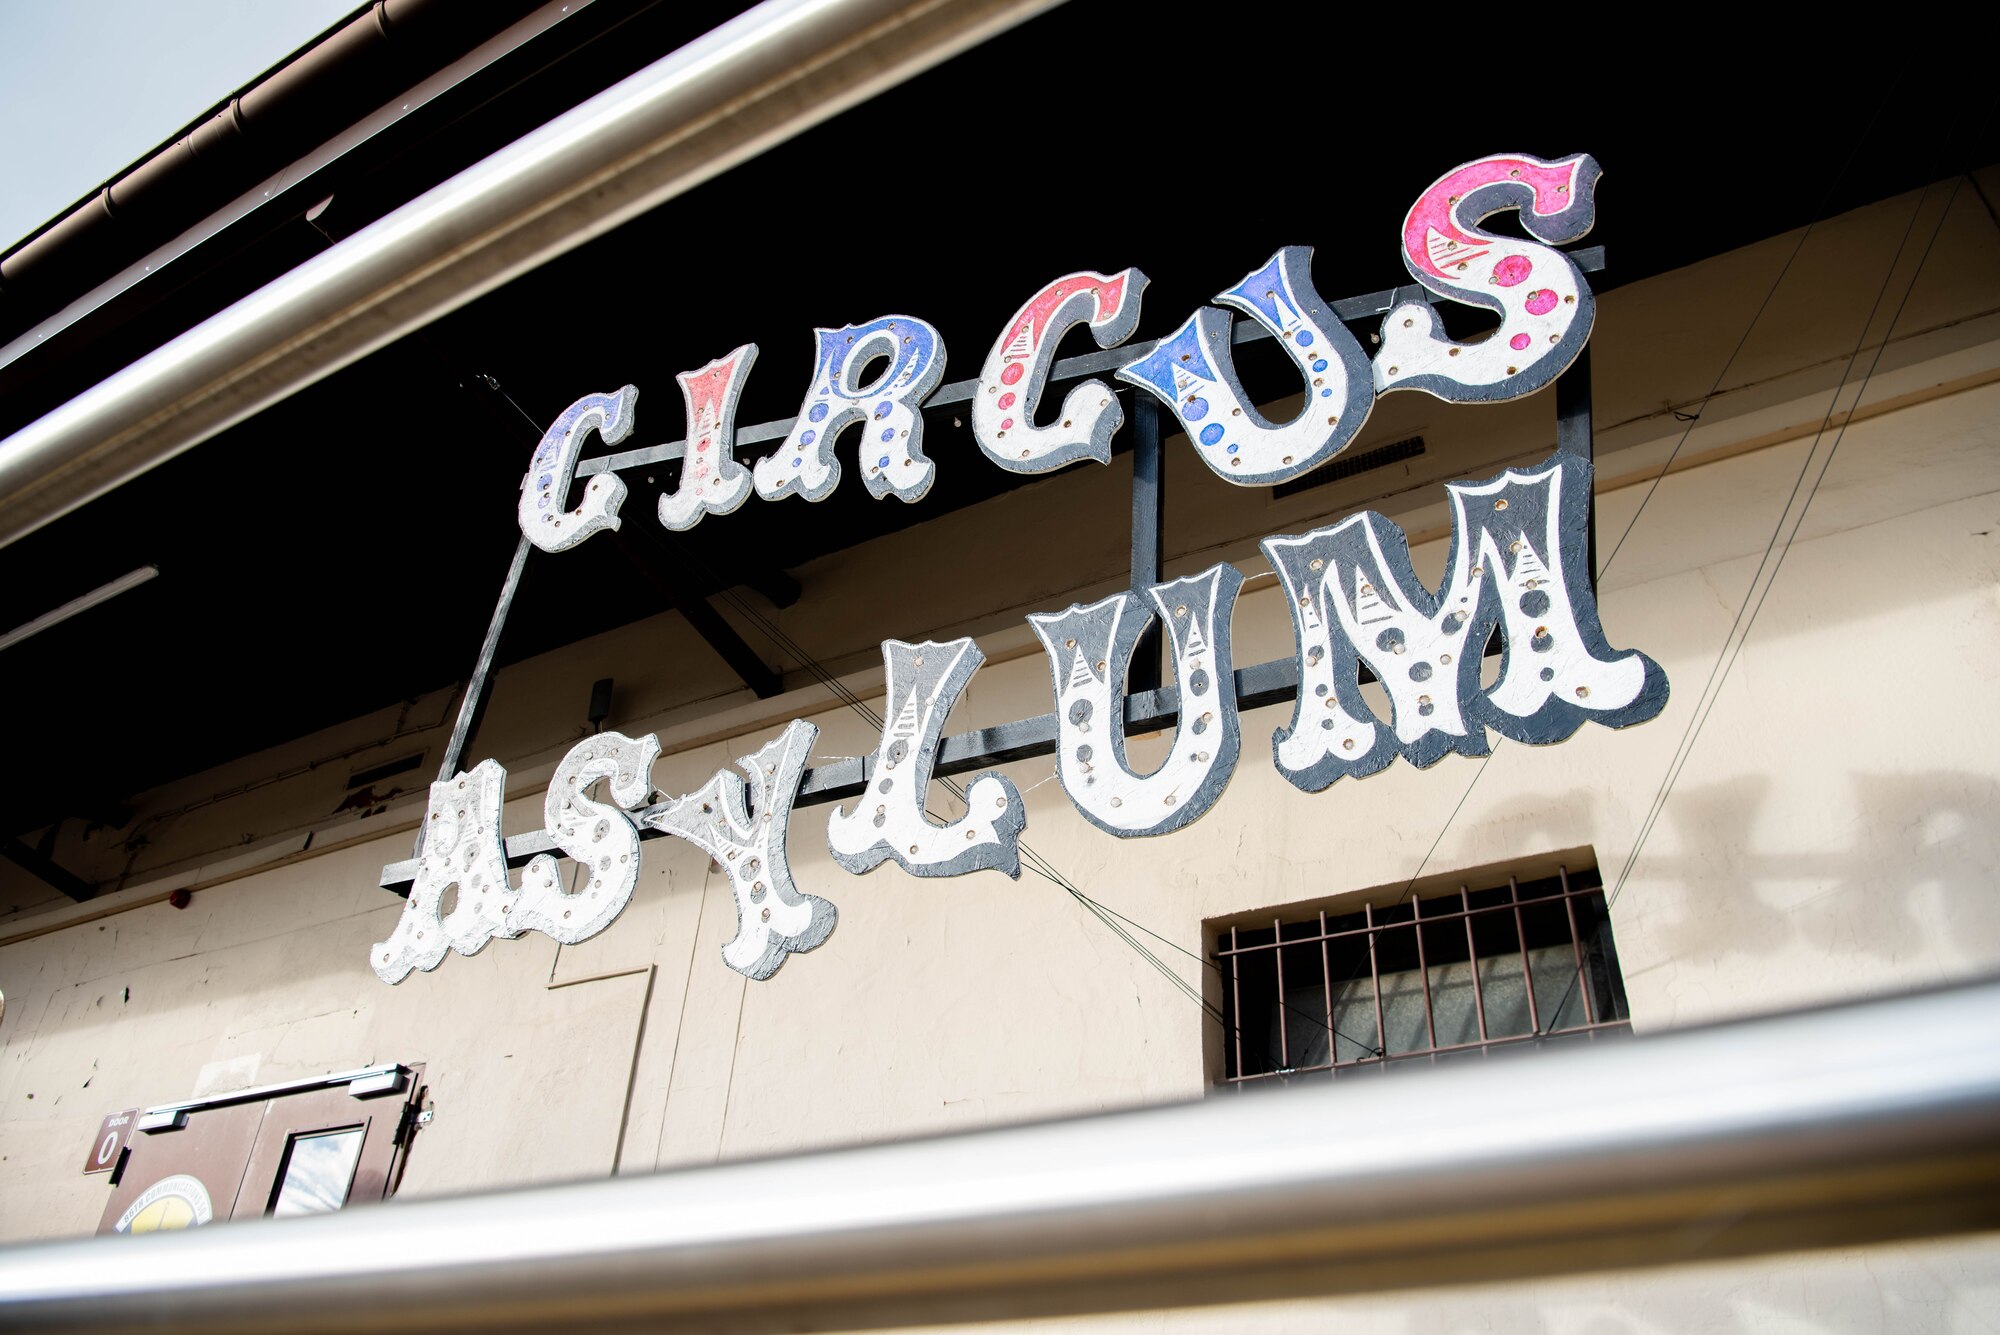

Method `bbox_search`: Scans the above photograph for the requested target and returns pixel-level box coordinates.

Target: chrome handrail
[0,0,1063,549]
[3,978,1996,1332]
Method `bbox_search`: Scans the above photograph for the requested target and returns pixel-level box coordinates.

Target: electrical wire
[1607,185,1935,904]
[1203,93,1902,1067]
[1595,89,1890,581]
[481,390,1335,1045]
[477,145,1945,1074]
[1537,173,1964,1036]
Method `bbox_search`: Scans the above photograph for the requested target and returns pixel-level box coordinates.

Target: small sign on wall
[83,1108,138,1175]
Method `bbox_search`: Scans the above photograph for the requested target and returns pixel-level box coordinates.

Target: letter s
[1376,152,1601,404]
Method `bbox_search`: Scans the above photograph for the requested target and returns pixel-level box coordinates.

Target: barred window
[1213,864,1630,1086]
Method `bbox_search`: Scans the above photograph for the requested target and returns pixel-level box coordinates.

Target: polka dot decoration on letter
[753,316,946,504]
[517,387,637,553]
[1118,246,1374,487]
[1375,152,1602,404]
[657,345,759,532]
[972,268,1149,474]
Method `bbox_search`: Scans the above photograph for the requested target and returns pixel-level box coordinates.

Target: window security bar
[3,976,1996,1333]
[1219,865,1631,1083]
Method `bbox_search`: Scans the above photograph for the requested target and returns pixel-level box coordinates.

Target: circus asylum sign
[371,151,1669,987]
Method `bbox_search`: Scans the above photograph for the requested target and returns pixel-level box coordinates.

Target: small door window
[270,1127,367,1218]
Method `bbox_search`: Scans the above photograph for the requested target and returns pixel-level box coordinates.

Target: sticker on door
[114,1174,214,1233]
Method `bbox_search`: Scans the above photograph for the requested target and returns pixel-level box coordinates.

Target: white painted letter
[1260,452,1667,787]
[519,387,636,552]
[510,731,660,943]
[656,346,758,532]
[372,760,517,984]
[1375,152,1601,403]
[753,318,946,504]
[827,638,1026,878]
[1119,247,1374,486]
[645,720,836,980]
[1029,565,1244,837]
[973,269,1147,474]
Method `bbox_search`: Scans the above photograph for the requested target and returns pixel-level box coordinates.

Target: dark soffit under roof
[0,8,1990,833]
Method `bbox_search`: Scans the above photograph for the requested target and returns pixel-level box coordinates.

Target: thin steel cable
[1610,182,1935,907]
[490,400,1265,1038]
[1596,88,1890,580]
[1352,100,1896,1049]
[1233,112,1900,1062]
[696,538,1378,1047]
[1539,175,1962,1035]
[1200,124,1913,1066]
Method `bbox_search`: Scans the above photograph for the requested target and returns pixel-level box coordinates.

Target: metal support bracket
[612,524,783,699]
[1127,393,1166,693]
[1556,342,1598,591]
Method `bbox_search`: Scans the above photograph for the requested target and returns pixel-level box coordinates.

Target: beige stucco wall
[1,178,1997,1325]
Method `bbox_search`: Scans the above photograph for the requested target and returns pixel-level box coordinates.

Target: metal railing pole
[4,977,1997,1333]
[0,0,1065,549]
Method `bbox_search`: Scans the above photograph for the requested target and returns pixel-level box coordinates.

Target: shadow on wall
[1471,770,2000,996]
[9,766,2000,1059]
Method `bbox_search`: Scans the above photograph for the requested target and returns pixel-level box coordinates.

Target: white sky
[0,0,358,251]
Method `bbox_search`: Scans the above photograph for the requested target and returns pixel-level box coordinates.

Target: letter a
[373,760,517,984]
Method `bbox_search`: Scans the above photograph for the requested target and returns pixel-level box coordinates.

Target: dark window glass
[1215,865,1630,1085]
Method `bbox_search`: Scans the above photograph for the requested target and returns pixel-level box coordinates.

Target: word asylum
[372,151,1670,986]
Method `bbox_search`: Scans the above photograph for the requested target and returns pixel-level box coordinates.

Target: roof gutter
[0,0,594,382]
[0,0,1063,550]
[0,0,548,316]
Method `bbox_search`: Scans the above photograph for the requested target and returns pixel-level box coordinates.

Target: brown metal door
[95,1100,266,1235]
[96,1065,424,1235]
[228,1075,420,1221]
